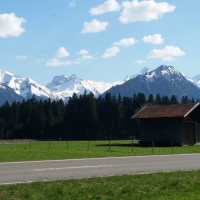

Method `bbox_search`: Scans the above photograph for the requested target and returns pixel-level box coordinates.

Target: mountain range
[46,74,129,101]
[0,70,59,101]
[103,65,200,100]
[0,65,200,105]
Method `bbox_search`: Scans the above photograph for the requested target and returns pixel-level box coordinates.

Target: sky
[0,0,200,85]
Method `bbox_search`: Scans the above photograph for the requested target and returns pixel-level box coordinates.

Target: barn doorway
[183,121,195,145]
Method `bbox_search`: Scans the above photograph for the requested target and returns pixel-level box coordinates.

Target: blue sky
[0,0,199,85]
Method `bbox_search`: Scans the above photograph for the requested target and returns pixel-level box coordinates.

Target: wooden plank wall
[140,118,182,145]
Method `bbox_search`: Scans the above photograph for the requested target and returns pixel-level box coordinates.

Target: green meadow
[1,170,200,200]
[1,140,200,162]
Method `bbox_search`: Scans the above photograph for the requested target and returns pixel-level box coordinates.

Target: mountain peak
[46,74,129,100]
[0,69,60,101]
[62,74,77,79]
[70,74,77,78]
[1,66,200,105]
[156,65,177,73]
[152,65,181,78]
[140,67,151,74]
[103,65,200,100]
[48,74,82,87]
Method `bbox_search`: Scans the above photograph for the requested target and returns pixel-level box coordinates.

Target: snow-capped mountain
[0,70,60,100]
[46,74,128,101]
[103,65,200,100]
[140,66,151,74]
[1,65,200,105]
[193,74,200,88]
[0,82,23,106]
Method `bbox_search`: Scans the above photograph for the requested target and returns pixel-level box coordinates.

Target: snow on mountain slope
[0,82,23,106]
[103,65,200,100]
[46,74,128,100]
[2,65,199,103]
[0,70,60,100]
[192,74,200,88]
[140,67,151,74]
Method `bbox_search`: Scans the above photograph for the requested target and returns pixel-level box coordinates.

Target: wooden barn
[132,103,200,145]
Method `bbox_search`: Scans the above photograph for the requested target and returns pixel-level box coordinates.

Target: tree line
[0,92,198,140]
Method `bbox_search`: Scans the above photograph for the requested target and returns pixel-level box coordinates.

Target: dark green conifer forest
[0,92,197,140]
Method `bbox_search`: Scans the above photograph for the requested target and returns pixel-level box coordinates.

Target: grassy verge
[1,170,200,199]
[1,140,200,162]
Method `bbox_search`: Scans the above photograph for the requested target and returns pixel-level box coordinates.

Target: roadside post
[132,136,135,153]
[49,139,51,150]
[109,138,111,151]
[66,140,69,151]
[12,140,15,150]
[152,141,154,153]
[87,140,90,151]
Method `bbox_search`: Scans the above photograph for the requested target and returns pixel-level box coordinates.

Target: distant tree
[29,105,46,139]
[63,94,79,139]
[0,91,184,140]
[162,96,170,105]
[147,94,154,105]
[137,93,146,106]
[0,117,7,139]
[80,92,98,140]
[155,94,162,105]
[104,93,116,139]
[122,96,138,138]
[189,97,195,103]
[114,95,124,139]
[181,96,189,104]
[133,94,139,109]
[170,95,179,104]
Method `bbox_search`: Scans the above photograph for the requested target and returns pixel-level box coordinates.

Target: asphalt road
[1,153,200,185]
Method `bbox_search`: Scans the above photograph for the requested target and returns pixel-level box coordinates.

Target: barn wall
[140,118,182,145]
[195,122,200,143]
[182,121,195,145]
[186,108,200,144]
[182,119,200,145]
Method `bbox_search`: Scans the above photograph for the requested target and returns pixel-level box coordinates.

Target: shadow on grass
[96,143,143,147]
[96,141,180,148]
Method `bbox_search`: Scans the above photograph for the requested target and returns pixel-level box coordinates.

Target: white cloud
[119,0,175,24]
[143,34,164,44]
[0,13,26,38]
[54,47,69,58]
[82,55,93,60]
[89,0,121,15]
[77,49,93,59]
[81,19,108,34]
[16,55,27,60]
[77,49,89,55]
[69,0,76,7]
[46,58,79,67]
[69,0,80,6]
[114,37,137,47]
[134,60,146,64]
[147,46,185,61]
[102,46,120,58]
[46,58,62,67]
[37,59,45,63]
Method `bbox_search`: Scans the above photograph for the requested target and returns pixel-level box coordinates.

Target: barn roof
[132,103,200,119]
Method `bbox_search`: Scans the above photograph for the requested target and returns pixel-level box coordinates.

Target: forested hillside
[0,92,196,140]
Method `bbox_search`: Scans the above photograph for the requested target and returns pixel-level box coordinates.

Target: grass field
[1,170,200,199]
[1,140,200,162]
